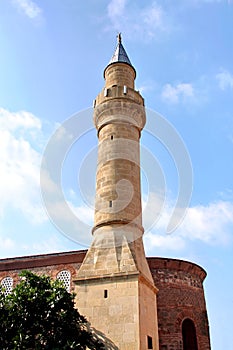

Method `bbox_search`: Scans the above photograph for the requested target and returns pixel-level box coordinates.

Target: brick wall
[0,250,86,293]
[148,258,211,350]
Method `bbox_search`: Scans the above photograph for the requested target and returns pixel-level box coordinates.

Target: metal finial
[117,32,122,44]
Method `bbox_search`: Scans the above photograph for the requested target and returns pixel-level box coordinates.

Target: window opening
[104,290,108,298]
[147,335,153,349]
[1,277,13,295]
[109,201,112,207]
[57,270,71,292]
[182,318,198,350]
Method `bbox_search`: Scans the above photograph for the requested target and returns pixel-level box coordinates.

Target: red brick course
[0,250,86,292]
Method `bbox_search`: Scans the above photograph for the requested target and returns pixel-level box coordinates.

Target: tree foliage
[0,270,104,350]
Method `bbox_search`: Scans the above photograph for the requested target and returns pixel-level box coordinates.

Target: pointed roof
[108,33,132,66]
[104,34,136,78]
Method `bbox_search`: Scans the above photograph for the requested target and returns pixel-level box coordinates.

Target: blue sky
[0,0,233,348]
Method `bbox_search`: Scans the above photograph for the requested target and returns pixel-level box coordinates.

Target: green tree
[0,270,104,350]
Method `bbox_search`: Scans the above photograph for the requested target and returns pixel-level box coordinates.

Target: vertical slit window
[147,335,153,349]
[104,289,108,298]
[109,201,112,207]
[104,88,108,97]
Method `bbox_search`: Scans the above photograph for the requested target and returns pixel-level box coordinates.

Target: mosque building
[0,35,211,350]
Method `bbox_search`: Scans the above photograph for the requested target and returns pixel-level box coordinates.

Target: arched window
[182,318,198,350]
[56,270,71,292]
[1,276,13,295]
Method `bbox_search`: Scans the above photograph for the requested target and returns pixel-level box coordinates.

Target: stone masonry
[75,35,159,349]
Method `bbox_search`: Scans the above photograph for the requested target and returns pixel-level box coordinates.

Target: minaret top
[104,34,136,83]
[107,33,133,67]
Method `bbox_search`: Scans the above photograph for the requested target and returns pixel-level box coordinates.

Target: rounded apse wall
[147,257,211,350]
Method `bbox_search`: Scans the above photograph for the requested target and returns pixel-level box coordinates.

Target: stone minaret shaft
[93,37,144,238]
[75,35,159,350]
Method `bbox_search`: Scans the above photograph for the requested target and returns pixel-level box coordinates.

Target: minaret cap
[104,33,136,77]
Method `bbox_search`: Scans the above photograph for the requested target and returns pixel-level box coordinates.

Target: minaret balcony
[95,84,144,106]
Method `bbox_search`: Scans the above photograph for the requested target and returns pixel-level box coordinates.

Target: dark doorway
[182,318,198,350]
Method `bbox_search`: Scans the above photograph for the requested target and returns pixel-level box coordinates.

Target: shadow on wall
[87,322,119,350]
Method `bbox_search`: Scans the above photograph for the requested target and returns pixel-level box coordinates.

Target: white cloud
[0,108,46,223]
[161,83,194,104]
[0,230,73,259]
[216,69,233,90]
[12,0,42,20]
[22,235,68,255]
[0,108,94,256]
[106,1,168,41]
[136,80,155,94]
[144,195,233,252]
[178,201,233,245]
[69,202,94,227]
[1,108,232,256]
[41,195,94,247]
[107,0,127,31]
[0,108,41,131]
[144,232,185,251]
[142,2,166,37]
[105,0,232,41]
[0,236,15,250]
[0,236,16,258]
[107,0,126,18]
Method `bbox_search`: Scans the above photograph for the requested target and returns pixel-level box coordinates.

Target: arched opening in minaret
[182,318,198,350]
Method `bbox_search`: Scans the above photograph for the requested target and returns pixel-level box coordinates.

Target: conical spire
[108,33,132,66]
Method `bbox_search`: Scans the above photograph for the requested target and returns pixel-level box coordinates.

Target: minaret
[75,35,159,350]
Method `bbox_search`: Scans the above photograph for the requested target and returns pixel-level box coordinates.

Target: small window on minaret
[104,88,108,97]
[104,290,108,298]
[109,201,112,207]
[111,135,113,140]
[147,336,153,349]
[123,85,127,95]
